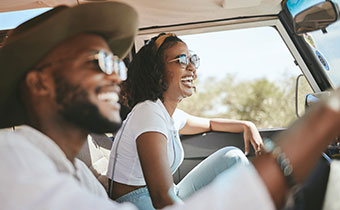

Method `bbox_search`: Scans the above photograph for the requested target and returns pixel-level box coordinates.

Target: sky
[180,27,301,83]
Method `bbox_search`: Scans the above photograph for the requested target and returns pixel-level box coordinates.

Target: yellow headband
[154,33,177,50]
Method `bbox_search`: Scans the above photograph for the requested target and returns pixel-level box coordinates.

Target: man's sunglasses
[36,50,127,80]
[89,50,127,80]
[167,53,200,69]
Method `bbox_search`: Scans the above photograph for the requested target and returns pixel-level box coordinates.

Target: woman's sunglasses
[168,53,200,69]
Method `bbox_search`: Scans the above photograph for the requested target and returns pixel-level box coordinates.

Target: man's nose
[105,72,122,84]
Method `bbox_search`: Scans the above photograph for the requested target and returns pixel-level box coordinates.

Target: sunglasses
[89,50,127,80]
[35,50,127,80]
[167,53,200,69]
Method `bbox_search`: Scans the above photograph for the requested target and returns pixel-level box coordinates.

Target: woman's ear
[25,70,51,96]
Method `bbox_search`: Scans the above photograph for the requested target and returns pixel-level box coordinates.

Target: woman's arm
[136,132,176,209]
[179,114,263,155]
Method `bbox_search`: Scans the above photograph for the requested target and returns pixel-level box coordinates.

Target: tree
[178,74,313,128]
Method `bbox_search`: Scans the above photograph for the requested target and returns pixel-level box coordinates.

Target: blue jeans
[115,146,249,210]
[116,186,154,210]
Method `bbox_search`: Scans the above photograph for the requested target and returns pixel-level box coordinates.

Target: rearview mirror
[287,0,339,34]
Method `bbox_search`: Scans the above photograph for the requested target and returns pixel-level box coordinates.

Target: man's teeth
[98,92,119,103]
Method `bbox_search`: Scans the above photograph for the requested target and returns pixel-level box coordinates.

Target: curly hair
[120,33,184,109]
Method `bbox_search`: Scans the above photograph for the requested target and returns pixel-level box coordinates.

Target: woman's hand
[243,122,263,156]
[179,113,263,156]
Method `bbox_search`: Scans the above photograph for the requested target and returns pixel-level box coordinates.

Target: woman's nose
[186,64,197,79]
[186,62,195,72]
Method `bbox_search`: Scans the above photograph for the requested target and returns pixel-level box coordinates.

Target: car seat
[77,134,113,192]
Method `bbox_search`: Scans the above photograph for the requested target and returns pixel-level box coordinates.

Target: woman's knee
[218,146,249,166]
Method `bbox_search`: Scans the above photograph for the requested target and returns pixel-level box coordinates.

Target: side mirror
[305,91,331,109]
[287,0,339,35]
[295,74,314,118]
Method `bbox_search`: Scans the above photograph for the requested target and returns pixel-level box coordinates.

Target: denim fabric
[116,146,248,210]
[176,146,249,199]
[115,186,155,210]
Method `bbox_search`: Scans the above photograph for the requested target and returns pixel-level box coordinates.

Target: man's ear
[25,70,51,96]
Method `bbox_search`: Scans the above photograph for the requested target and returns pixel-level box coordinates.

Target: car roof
[0,0,283,29]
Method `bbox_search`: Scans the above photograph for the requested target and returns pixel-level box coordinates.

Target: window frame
[135,15,320,92]
[279,5,333,91]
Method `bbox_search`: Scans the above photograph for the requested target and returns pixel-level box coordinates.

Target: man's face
[40,34,123,133]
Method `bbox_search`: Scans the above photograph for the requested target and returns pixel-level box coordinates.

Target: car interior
[1,1,340,209]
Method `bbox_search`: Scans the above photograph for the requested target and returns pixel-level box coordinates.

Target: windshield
[304,21,340,88]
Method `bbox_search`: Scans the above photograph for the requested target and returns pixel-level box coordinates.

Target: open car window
[177,26,313,128]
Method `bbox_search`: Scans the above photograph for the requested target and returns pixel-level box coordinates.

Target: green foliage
[178,74,313,128]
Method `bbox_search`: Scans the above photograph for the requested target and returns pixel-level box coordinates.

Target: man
[0,2,139,209]
[0,2,339,210]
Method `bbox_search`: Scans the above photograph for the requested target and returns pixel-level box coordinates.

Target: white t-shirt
[0,125,275,210]
[322,160,340,210]
[0,125,136,210]
[1,126,107,196]
[0,126,275,210]
[107,99,188,185]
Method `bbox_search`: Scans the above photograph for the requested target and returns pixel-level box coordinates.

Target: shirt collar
[156,99,175,123]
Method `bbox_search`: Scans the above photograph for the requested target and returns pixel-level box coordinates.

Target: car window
[0,8,51,47]
[178,26,313,128]
[0,8,51,30]
[302,21,340,88]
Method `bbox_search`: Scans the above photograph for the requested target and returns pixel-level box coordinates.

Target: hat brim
[0,2,138,128]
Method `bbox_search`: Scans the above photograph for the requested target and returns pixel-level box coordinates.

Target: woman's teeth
[181,76,194,87]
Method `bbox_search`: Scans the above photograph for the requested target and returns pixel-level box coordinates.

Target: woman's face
[162,41,197,102]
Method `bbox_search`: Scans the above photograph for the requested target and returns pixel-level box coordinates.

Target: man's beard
[53,73,121,134]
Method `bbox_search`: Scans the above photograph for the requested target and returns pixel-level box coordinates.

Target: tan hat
[0,2,138,128]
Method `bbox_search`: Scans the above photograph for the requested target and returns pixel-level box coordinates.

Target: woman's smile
[180,75,195,88]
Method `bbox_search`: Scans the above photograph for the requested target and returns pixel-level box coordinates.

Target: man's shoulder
[0,127,56,171]
[0,128,29,147]
[0,127,41,150]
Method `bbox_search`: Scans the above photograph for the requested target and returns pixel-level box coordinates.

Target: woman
[107,33,263,209]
